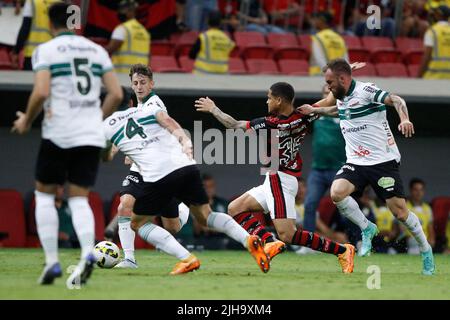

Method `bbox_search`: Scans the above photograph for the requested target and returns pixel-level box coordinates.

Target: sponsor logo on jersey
[378,177,395,189]
[124,174,139,184]
[109,119,116,126]
[252,122,266,130]
[363,86,376,94]
[342,124,368,134]
[354,145,371,157]
[342,164,355,171]
[344,109,351,120]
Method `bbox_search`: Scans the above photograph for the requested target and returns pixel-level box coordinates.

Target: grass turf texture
[0,248,448,299]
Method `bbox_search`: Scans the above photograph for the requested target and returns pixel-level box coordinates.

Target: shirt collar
[141,91,155,104]
[346,79,356,97]
[56,31,75,37]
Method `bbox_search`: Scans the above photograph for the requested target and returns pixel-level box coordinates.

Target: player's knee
[227,200,240,217]
[390,205,408,221]
[118,202,133,217]
[330,188,345,203]
[165,225,180,235]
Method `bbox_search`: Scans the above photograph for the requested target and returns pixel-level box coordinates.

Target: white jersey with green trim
[337,79,401,166]
[103,104,195,182]
[32,33,113,149]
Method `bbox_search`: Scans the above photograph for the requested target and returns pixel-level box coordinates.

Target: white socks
[402,211,431,253]
[178,203,190,228]
[138,223,190,260]
[68,197,95,260]
[35,191,59,266]
[335,196,369,230]
[207,211,249,248]
[118,216,135,262]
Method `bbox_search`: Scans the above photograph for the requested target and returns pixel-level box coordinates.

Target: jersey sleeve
[246,117,267,131]
[31,45,51,72]
[143,98,167,116]
[362,83,390,104]
[23,0,32,17]
[98,47,114,74]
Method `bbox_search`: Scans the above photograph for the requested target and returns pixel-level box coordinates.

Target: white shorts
[247,171,298,220]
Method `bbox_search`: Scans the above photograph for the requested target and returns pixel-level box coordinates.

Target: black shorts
[35,139,101,187]
[334,160,405,200]
[120,165,208,217]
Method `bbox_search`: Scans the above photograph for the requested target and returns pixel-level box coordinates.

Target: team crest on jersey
[122,179,130,187]
[344,109,351,120]
[378,177,395,189]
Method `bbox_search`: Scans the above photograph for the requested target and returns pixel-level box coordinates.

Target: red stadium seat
[234,31,272,59]
[370,49,402,63]
[317,197,336,226]
[178,56,195,73]
[229,57,247,74]
[352,62,377,77]
[151,40,174,56]
[0,49,13,70]
[361,36,394,51]
[245,58,279,75]
[403,50,424,65]
[268,32,307,60]
[267,32,299,47]
[431,197,450,241]
[407,64,420,78]
[395,37,424,51]
[278,59,309,76]
[375,63,408,78]
[0,190,26,247]
[174,31,199,57]
[297,34,312,54]
[150,56,185,73]
[88,192,105,242]
[348,48,370,62]
[343,35,362,49]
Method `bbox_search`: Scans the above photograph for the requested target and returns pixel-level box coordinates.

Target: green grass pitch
[0,248,448,300]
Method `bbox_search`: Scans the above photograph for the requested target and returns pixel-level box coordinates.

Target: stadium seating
[431,197,450,248]
[245,59,280,75]
[370,49,402,64]
[343,35,362,49]
[278,59,309,76]
[174,31,199,57]
[348,48,370,63]
[234,31,272,59]
[297,34,312,54]
[178,56,195,73]
[151,40,174,56]
[407,64,420,78]
[352,62,377,77]
[375,63,409,78]
[150,56,185,73]
[361,36,394,50]
[0,49,13,70]
[228,57,247,74]
[267,33,308,60]
[0,189,26,247]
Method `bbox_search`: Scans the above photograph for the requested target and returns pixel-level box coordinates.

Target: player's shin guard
[35,191,59,265]
[402,211,431,252]
[118,216,136,262]
[138,223,190,260]
[233,212,275,244]
[207,212,249,247]
[291,228,346,255]
[335,196,369,230]
[68,197,95,260]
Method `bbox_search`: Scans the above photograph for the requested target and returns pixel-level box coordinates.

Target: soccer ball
[93,241,121,268]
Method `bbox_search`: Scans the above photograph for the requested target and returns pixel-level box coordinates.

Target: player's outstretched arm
[156,111,193,160]
[298,104,338,117]
[384,94,415,138]
[195,97,247,130]
[11,70,50,134]
[101,71,123,119]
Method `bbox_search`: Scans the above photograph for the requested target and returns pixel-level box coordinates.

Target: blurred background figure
[185,0,218,31]
[189,10,235,74]
[176,0,188,31]
[303,84,346,232]
[371,198,402,254]
[11,0,60,70]
[106,0,150,74]
[404,178,435,254]
[400,0,430,38]
[309,11,348,75]
[234,0,286,34]
[418,3,450,79]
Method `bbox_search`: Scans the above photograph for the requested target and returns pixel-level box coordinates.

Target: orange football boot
[264,240,287,261]
[247,235,270,273]
[338,243,355,273]
[170,254,201,275]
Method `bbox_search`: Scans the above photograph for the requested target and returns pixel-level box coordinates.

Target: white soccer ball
[93,241,121,268]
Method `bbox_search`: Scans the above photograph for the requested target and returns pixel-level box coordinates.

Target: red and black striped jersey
[246,110,318,177]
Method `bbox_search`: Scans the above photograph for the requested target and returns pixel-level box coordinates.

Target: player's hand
[124,156,133,165]
[194,97,216,113]
[297,104,315,115]
[350,62,366,71]
[398,120,414,138]
[182,143,193,160]
[11,111,30,135]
